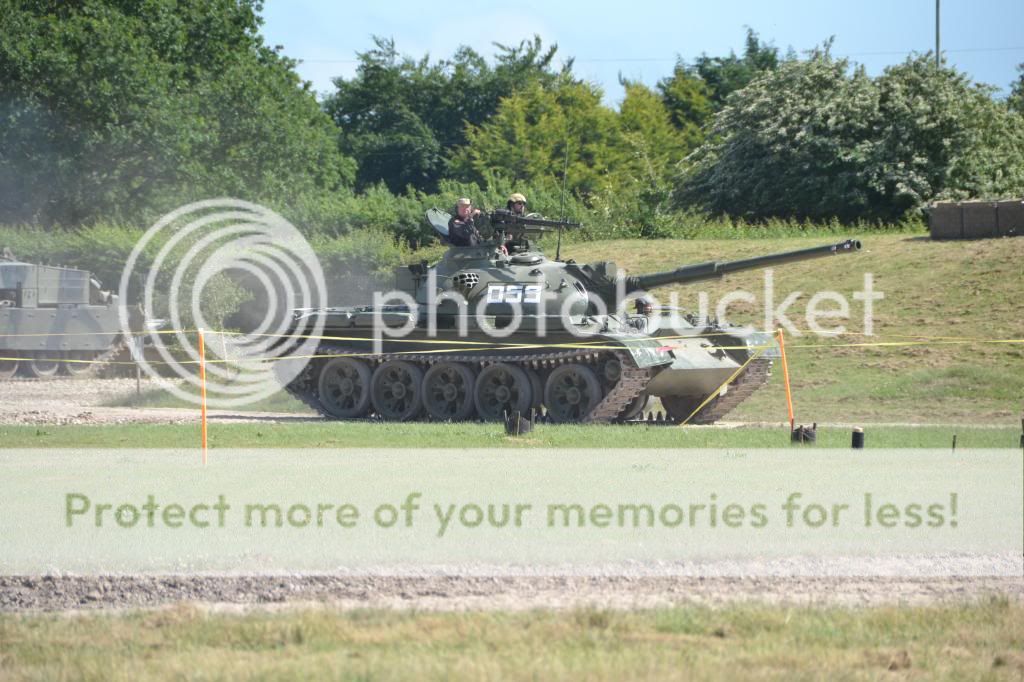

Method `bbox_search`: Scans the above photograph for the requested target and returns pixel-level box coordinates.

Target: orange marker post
[198,329,209,465]
[777,328,794,432]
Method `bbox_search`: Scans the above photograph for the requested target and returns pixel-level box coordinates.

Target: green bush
[678,50,1024,222]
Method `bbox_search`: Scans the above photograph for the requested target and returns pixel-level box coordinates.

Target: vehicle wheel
[422,362,476,421]
[527,369,544,409]
[543,364,603,423]
[371,360,423,421]
[618,392,649,421]
[62,351,96,377]
[474,363,532,421]
[24,351,61,378]
[316,357,373,418]
[0,354,20,380]
[598,356,621,386]
[661,394,719,424]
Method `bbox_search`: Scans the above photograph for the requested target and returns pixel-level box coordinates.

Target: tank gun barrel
[626,239,861,292]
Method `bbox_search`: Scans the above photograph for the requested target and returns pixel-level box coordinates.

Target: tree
[447,79,626,197]
[869,56,1024,216]
[656,65,712,146]
[679,47,878,221]
[691,28,780,107]
[655,29,778,151]
[1010,63,1024,114]
[323,36,566,193]
[594,82,690,235]
[678,49,1024,222]
[0,0,353,225]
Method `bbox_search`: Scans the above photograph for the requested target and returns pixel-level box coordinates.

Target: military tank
[0,250,143,379]
[279,213,861,424]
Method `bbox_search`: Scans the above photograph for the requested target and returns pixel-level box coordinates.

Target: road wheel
[598,356,621,387]
[618,392,650,421]
[62,351,96,377]
[422,362,476,421]
[543,364,603,423]
[316,357,372,418]
[0,353,20,380]
[24,351,61,378]
[474,363,532,421]
[661,394,719,424]
[371,360,423,421]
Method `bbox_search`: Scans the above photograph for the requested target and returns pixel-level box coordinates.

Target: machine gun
[488,209,581,232]
[488,210,582,254]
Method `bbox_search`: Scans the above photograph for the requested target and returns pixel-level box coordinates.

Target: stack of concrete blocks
[928,200,1023,239]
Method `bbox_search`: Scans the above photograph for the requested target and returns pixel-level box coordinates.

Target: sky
[259,0,1024,106]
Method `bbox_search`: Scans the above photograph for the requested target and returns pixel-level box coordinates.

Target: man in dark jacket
[447,197,483,246]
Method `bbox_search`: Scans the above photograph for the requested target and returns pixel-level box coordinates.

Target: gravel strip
[0,378,313,425]
[2,574,1021,613]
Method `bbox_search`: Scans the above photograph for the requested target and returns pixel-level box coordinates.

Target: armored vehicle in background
[279,212,861,424]
[0,251,142,378]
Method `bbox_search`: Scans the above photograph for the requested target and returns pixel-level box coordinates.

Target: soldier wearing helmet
[505,192,540,218]
[447,197,484,247]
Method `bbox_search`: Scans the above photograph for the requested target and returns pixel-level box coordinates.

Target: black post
[851,427,865,449]
[556,142,570,262]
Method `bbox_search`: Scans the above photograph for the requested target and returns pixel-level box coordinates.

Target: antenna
[556,142,570,261]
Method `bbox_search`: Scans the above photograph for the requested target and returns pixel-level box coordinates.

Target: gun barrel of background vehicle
[625,239,862,292]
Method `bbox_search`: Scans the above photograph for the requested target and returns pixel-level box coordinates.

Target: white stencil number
[486,284,542,303]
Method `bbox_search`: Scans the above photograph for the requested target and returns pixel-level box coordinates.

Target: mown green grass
[1,422,1018,449]
[1,600,1020,680]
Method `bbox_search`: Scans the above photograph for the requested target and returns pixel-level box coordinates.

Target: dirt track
[0,378,313,425]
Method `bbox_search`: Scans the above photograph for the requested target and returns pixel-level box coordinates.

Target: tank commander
[447,197,484,247]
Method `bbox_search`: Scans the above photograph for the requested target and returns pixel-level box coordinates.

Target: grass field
[1,421,1019,448]
[1,600,1020,680]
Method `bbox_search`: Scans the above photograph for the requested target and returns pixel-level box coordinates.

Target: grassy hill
[566,234,1023,425]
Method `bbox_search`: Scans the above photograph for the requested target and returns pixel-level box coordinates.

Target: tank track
[645,358,773,425]
[281,342,657,424]
[2,335,134,380]
[87,335,134,378]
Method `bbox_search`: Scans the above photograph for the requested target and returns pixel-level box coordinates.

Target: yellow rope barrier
[2,331,1023,369]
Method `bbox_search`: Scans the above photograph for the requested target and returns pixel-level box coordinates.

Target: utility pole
[935,0,941,67]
